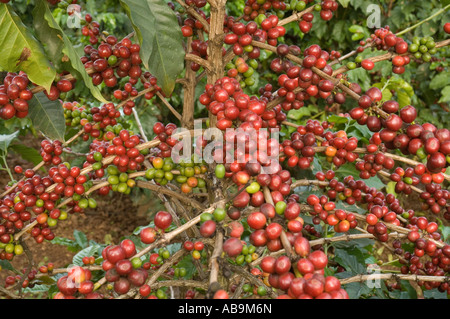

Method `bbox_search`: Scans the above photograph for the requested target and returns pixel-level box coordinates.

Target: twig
[340,273,449,285]
[136,180,205,210]
[156,92,182,121]
[208,230,224,291]
[395,4,450,36]
[132,108,148,142]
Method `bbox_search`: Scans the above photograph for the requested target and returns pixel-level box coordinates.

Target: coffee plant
[0,0,449,300]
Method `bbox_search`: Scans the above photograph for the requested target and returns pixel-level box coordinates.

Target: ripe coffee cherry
[223,237,243,257]
[154,211,172,230]
[445,23,450,34]
[361,59,374,70]
[400,105,417,123]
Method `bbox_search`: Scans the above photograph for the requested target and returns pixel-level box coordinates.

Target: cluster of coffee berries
[281,120,329,169]
[317,1,339,21]
[355,27,410,74]
[101,130,146,172]
[275,44,337,111]
[146,156,207,192]
[239,276,269,297]
[352,91,449,174]
[243,0,287,22]
[419,183,450,217]
[183,239,206,261]
[63,101,92,127]
[409,36,438,63]
[0,165,82,252]
[4,267,39,290]
[355,152,395,179]
[180,6,208,37]
[307,194,356,230]
[113,72,158,105]
[261,243,348,299]
[398,237,450,292]
[101,239,150,296]
[224,20,260,59]
[200,77,260,130]
[321,130,359,167]
[225,57,259,88]
[80,103,121,140]
[188,39,211,71]
[0,240,23,261]
[152,122,180,158]
[53,266,101,299]
[81,32,142,89]
[39,140,63,165]
[0,72,33,120]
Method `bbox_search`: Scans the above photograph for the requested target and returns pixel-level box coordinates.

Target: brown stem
[149,279,209,291]
[206,0,227,128]
[277,6,315,26]
[130,249,187,299]
[136,180,205,210]
[156,92,182,121]
[132,108,148,142]
[185,53,213,71]
[340,273,450,285]
[226,263,277,298]
[0,285,21,299]
[208,230,224,294]
[182,37,197,129]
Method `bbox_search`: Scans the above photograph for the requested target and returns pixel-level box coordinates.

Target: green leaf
[327,115,349,124]
[120,0,184,96]
[351,33,365,41]
[429,72,450,90]
[348,25,364,33]
[51,236,81,252]
[335,162,385,189]
[73,245,100,266]
[32,2,65,69]
[339,278,373,299]
[0,4,55,92]
[0,131,19,153]
[423,289,448,299]
[287,107,311,120]
[438,223,450,243]
[338,0,351,8]
[23,284,52,294]
[332,229,374,248]
[0,260,15,272]
[438,86,450,103]
[334,247,367,274]
[175,254,197,279]
[28,92,66,142]
[397,90,411,108]
[73,230,88,249]
[9,144,42,166]
[32,1,107,103]
[399,281,418,299]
